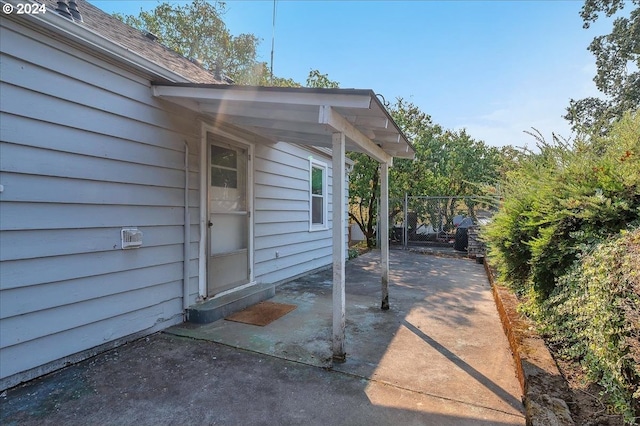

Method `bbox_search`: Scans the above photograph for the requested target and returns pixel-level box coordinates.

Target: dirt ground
[555,357,626,425]
[498,288,626,425]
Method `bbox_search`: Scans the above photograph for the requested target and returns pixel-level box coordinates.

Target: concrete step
[186,283,275,324]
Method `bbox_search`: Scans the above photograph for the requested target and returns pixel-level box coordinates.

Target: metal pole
[270,0,277,83]
[380,162,389,310]
[403,192,408,249]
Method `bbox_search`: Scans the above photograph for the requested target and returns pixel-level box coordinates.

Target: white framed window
[309,158,328,231]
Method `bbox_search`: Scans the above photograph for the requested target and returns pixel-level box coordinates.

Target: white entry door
[207,134,251,296]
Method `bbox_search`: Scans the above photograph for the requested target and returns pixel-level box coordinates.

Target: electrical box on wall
[121,228,143,249]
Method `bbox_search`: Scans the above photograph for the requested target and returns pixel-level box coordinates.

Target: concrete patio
[170,249,525,423]
[0,250,525,425]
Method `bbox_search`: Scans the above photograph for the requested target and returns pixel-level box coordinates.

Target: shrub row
[484,111,639,423]
[541,229,639,422]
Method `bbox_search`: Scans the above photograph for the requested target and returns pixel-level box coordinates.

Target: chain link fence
[388,195,498,249]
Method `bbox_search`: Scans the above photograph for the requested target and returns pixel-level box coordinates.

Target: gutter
[1,0,191,83]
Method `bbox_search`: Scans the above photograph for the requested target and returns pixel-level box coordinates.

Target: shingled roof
[39,0,221,84]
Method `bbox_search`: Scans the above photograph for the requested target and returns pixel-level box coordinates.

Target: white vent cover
[121,228,143,249]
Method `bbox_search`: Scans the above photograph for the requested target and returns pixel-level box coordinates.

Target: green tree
[347,97,436,247]
[254,62,301,87]
[114,0,267,84]
[565,0,640,135]
[348,152,381,248]
[349,98,504,248]
[387,98,443,200]
[306,69,340,89]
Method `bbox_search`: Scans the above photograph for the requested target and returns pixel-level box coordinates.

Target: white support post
[332,132,347,363]
[380,161,390,310]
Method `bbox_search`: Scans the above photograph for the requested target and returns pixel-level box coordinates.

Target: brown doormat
[225,301,297,326]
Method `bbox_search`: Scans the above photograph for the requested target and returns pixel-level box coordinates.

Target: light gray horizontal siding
[1,142,200,189]
[254,210,310,224]
[254,198,308,211]
[254,183,310,201]
[255,253,333,285]
[1,19,152,95]
[1,54,184,130]
[0,203,185,230]
[1,299,182,379]
[0,21,200,387]
[1,82,196,151]
[1,113,189,170]
[255,157,308,181]
[253,142,339,284]
[1,172,194,206]
[254,238,332,264]
[0,263,183,319]
[0,226,199,261]
[1,244,184,290]
[255,217,328,237]
[1,280,182,349]
[254,169,308,191]
[255,230,331,249]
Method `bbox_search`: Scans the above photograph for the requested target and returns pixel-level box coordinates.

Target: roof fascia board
[153,85,373,108]
[319,105,392,164]
[344,115,389,129]
[2,0,190,83]
[158,96,202,113]
[369,93,415,157]
[306,146,355,166]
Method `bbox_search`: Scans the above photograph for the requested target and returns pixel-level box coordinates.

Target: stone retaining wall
[483,261,575,426]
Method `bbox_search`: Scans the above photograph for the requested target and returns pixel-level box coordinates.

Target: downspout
[183,141,191,312]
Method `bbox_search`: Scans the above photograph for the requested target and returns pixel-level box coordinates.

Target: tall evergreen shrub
[485,111,640,422]
[485,111,640,300]
[542,229,640,422]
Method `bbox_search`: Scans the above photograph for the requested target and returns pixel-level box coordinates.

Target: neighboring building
[0,0,413,390]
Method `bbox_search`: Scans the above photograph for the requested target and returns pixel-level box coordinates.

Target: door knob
[208,221,213,228]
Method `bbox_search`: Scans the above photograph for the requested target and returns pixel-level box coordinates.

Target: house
[0,0,414,390]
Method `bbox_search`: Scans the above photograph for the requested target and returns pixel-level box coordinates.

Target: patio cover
[152,84,415,362]
[152,84,413,161]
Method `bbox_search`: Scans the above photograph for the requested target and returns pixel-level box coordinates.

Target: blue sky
[90,0,612,148]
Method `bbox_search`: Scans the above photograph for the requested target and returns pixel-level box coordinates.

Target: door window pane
[211,146,237,168]
[209,141,247,211]
[211,145,238,189]
[211,167,237,188]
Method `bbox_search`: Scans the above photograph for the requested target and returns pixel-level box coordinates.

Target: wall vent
[121,228,143,249]
[55,0,72,19]
[68,0,83,22]
[144,31,159,41]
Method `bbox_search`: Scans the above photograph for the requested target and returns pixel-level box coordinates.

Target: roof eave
[153,84,415,162]
[369,93,416,158]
